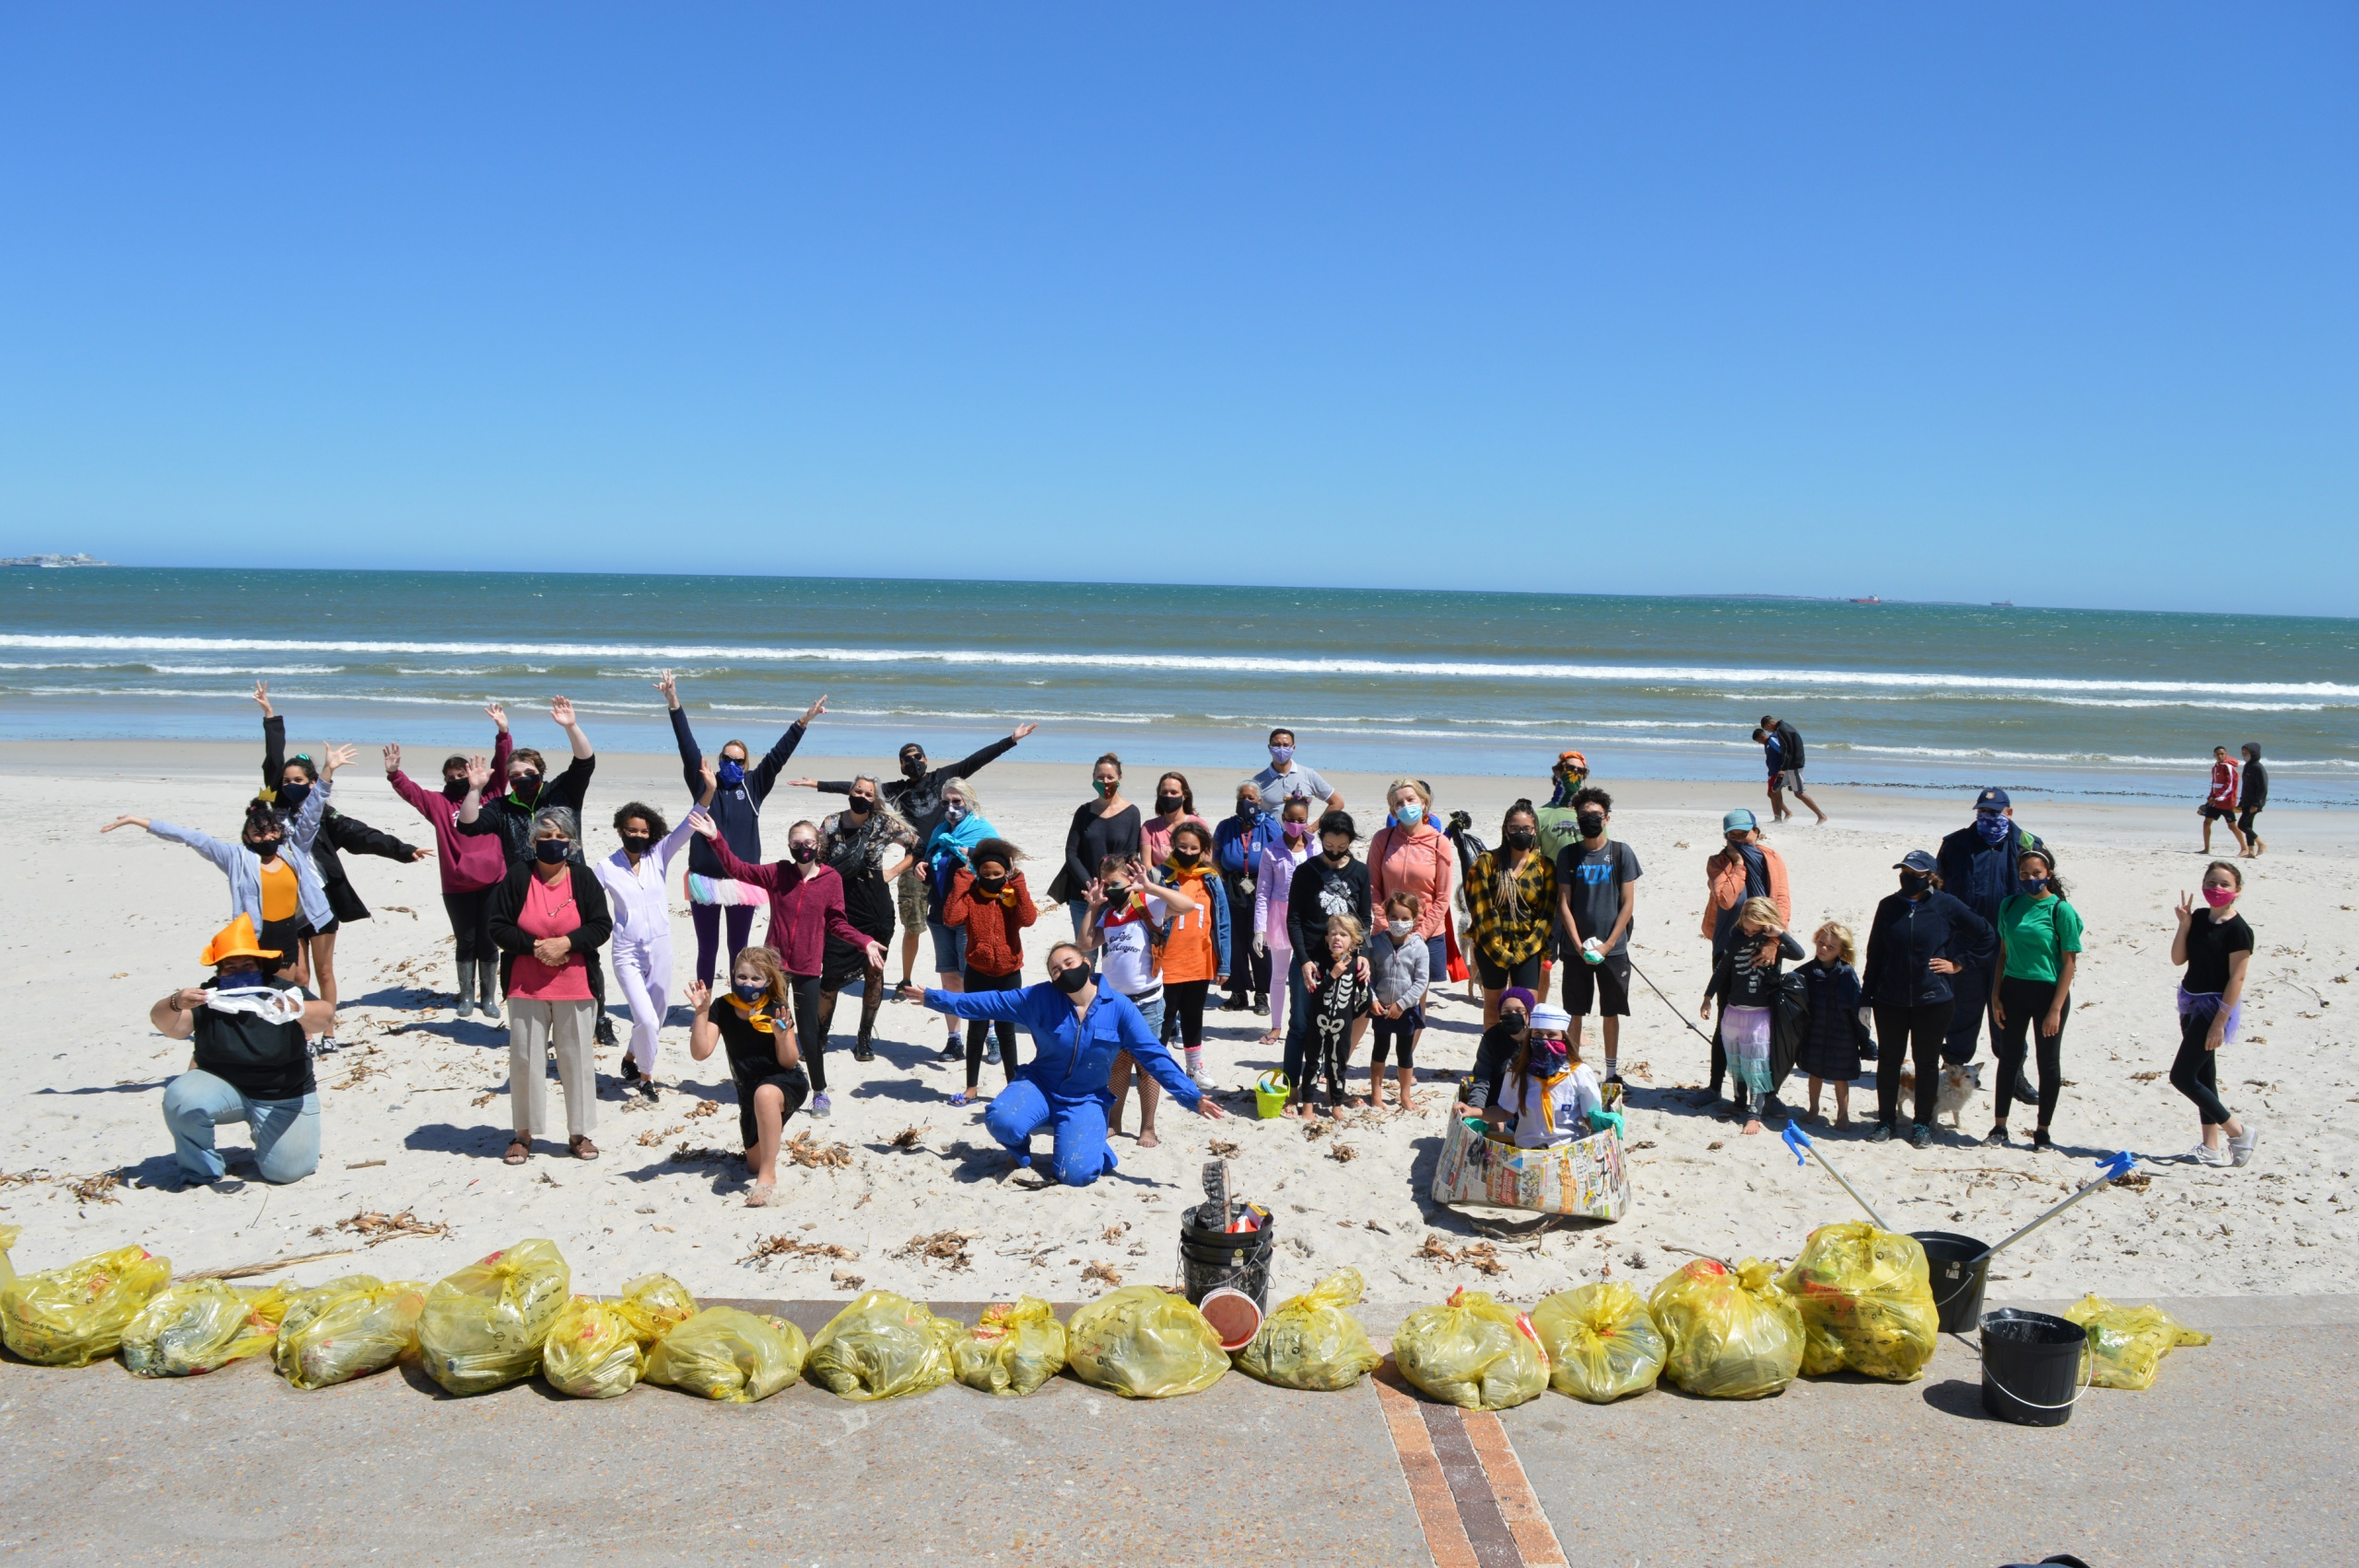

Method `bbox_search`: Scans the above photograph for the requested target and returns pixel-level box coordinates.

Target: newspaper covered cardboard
[1430,1115,1629,1221]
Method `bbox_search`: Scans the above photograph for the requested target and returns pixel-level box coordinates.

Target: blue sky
[2,6,2352,614]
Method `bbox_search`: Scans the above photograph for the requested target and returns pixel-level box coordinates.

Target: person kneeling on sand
[151,916,334,1190]
[686,948,810,1207]
[922,942,1224,1187]
[1481,1003,1602,1148]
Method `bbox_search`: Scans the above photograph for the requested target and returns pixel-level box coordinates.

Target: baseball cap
[1895,849,1938,873]
[1976,787,2010,813]
[1722,809,1757,835]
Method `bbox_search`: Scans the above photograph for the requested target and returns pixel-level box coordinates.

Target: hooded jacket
[1860,889,1996,1008]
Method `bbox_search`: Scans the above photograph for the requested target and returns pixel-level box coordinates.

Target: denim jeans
[163,1069,321,1184]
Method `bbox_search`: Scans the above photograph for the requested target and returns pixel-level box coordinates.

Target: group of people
[109,687,2268,1194]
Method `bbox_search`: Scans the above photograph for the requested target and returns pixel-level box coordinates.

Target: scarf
[1975,813,2011,847]
[724,992,778,1034]
[969,878,1019,907]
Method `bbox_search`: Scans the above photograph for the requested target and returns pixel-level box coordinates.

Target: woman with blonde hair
[685,945,808,1206]
[1367,778,1454,1061]
[1700,895,1804,1136]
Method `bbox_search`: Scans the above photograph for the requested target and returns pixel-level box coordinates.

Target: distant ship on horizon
[1849,595,1881,604]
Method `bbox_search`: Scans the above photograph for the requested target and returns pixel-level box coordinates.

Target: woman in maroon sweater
[692,809,886,1118]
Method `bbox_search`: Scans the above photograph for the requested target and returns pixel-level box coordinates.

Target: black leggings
[2170,1004,2234,1126]
[441,887,494,962]
[1874,1000,1954,1129]
[1225,892,1270,1003]
[1368,1013,1418,1072]
[1991,976,2069,1129]
[2237,806,2262,844]
[782,973,825,1093]
[963,966,1022,1089]
[1163,979,1211,1050]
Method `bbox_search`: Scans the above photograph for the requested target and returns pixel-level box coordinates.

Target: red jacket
[708,837,871,977]
[943,868,1037,978]
[2208,758,2240,811]
[388,728,514,895]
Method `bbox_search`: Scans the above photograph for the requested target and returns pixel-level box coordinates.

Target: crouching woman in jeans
[487,806,614,1164]
[153,915,334,1188]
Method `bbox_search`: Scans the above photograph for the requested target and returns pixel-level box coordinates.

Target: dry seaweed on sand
[888,1126,930,1149]
[317,1209,452,1246]
[65,1171,124,1204]
[787,1130,854,1169]
[895,1230,978,1270]
[685,1099,720,1118]
[1082,1261,1122,1289]
[741,1235,861,1270]
[1414,1235,1509,1276]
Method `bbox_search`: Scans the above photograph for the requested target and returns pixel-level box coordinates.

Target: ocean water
[4,568,2354,806]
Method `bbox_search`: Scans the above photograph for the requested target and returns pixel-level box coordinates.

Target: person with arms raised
[382,702,514,1022]
[460,696,606,1037]
[595,778,710,1097]
[814,775,919,1064]
[1079,852,1200,1147]
[151,916,336,1190]
[685,948,810,1207]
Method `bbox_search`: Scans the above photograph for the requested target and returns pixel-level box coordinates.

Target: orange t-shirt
[256,856,300,923]
[1157,864,1223,984]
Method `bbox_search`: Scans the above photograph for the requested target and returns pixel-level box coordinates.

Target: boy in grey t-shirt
[1551,789,1641,1081]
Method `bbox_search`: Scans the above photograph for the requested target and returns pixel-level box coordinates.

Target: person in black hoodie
[1755,713,1827,825]
[2236,743,2268,859]
[1284,810,1372,1097]
[253,683,427,1052]
[658,669,826,987]
[1861,849,1996,1148]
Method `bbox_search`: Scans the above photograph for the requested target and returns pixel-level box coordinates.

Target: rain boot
[453,957,477,1020]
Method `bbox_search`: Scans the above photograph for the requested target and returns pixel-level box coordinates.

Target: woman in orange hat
[151,916,334,1188]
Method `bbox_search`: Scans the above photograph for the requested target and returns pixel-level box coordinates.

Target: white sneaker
[2183,1142,2230,1167]
[2229,1124,2261,1167]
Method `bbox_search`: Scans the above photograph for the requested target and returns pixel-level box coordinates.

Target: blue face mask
[1393,802,1425,829]
[1975,813,2010,846]
[216,969,272,990]
[731,981,765,1001]
[717,757,745,787]
[276,782,311,812]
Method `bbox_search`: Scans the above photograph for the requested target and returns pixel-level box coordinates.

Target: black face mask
[1103,883,1131,903]
[1504,828,1537,850]
[442,779,469,802]
[1169,848,1200,866]
[249,837,282,860]
[276,782,311,812]
[1500,1012,1528,1035]
[899,756,926,779]
[975,872,1007,892]
[1052,965,1092,995]
[791,841,817,864]
[621,835,651,857]
[1577,813,1605,838]
[844,796,873,816]
[535,839,569,865]
[1899,872,1930,895]
[1323,846,1351,864]
[511,773,542,802]
[1156,795,1183,813]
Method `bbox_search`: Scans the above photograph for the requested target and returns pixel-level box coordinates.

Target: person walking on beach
[938,837,1036,1107]
[921,942,1224,1188]
[102,743,355,998]
[2168,862,2259,1167]
[1047,754,1141,938]
[383,708,514,1022]
[1250,797,1315,1047]
[1701,897,1803,1135]
[684,948,809,1207]
[1284,811,1371,1099]
[594,785,708,1096]
[660,670,825,989]
[1367,778,1453,1058]
[1934,788,2044,1100]
[1861,849,1995,1149]
[252,685,428,1050]
[792,720,1038,1004]
[1141,771,1209,869]
[1250,728,1345,816]
[1213,782,1277,1015]
[691,810,890,1119]
[151,916,335,1189]
[1465,802,1555,1027]
[814,776,918,1064]
[2236,743,2269,858]
[487,806,613,1164]
[1755,714,1827,825]
[2199,745,2248,856]
[1553,788,1640,1083]
[1080,852,1200,1147]
[1988,845,2081,1150]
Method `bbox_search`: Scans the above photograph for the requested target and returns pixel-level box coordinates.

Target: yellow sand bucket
[1255,1071,1291,1119]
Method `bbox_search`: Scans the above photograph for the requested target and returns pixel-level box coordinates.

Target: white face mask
[1389,920,1415,937]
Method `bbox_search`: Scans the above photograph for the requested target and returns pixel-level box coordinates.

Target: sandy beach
[8,740,2354,1308]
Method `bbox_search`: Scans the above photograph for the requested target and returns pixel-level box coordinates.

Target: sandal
[503,1138,530,1165]
[950,1088,977,1108]
[569,1135,600,1161]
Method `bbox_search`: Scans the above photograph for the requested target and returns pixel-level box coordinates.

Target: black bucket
[1912,1231,1992,1334]
[1179,1203,1275,1309]
[1979,1308,2087,1426]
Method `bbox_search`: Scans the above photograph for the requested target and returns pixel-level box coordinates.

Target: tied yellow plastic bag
[541,1297,645,1398]
[119,1280,279,1377]
[1067,1286,1229,1399]
[1236,1269,1383,1392]
[806,1291,959,1401]
[1392,1287,1550,1410]
[1648,1258,1803,1399]
[418,1239,570,1396]
[952,1297,1069,1397]
[1776,1223,1940,1383]
[2064,1294,2211,1391]
[1,1244,173,1367]
[276,1277,427,1391]
[614,1273,698,1344]
[1531,1281,1667,1403]
[644,1306,808,1402]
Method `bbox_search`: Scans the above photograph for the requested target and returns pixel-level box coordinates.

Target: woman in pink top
[381,703,513,1023]
[1140,772,1211,869]
[1368,778,1455,1057]
[1251,797,1316,1047]
[487,806,614,1164]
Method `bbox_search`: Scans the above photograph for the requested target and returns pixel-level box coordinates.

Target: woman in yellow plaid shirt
[1464,802,1556,1028]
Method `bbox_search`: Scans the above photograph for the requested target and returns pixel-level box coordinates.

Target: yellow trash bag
[1392,1287,1551,1410]
[119,1280,279,1377]
[644,1306,808,1402]
[2064,1294,2212,1391]
[541,1296,645,1398]
[1648,1258,1803,1399]
[1236,1269,1383,1392]
[952,1296,1069,1397]
[613,1273,698,1345]
[418,1238,570,1396]
[0,1224,18,1285]
[1530,1281,1667,1403]
[1776,1223,1940,1383]
[276,1277,428,1391]
[1067,1286,1229,1399]
[805,1291,959,1401]
[1,1244,173,1367]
